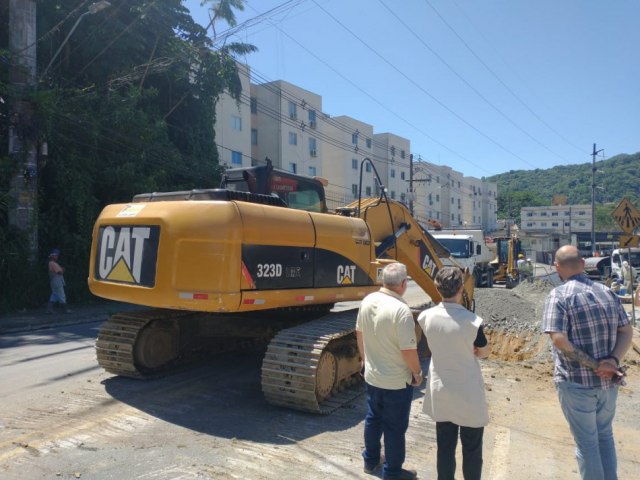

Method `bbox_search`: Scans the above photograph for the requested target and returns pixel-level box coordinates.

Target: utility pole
[8,0,38,258]
[409,154,414,215]
[591,143,603,257]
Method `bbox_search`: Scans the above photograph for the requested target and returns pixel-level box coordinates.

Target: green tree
[0,0,255,312]
[497,191,546,228]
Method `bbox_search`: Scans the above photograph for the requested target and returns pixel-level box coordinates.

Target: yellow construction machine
[489,235,523,289]
[89,158,474,413]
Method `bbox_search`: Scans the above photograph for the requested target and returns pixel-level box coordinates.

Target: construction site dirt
[1,281,639,479]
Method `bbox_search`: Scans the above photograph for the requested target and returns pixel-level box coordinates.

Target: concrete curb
[0,302,141,335]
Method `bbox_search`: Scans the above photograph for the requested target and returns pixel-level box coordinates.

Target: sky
[183,0,640,179]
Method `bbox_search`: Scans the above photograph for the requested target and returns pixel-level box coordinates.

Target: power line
[430,0,588,156]
[377,0,570,164]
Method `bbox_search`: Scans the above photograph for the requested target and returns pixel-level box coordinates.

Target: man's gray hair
[382,262,408,287]
[434,267,463,299]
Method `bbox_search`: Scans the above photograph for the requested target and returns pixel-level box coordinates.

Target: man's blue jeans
[363,383,413,478]
[557,381,618,480]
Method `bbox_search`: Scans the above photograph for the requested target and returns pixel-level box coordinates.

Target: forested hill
[487,152,640,205]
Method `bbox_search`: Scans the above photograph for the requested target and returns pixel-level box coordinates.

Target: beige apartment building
[215,63,252,169]
[373,133,411,205]
[250,80,323,178]
[411,161,497,231]
[214,66,498,230]
[322,115,375,209]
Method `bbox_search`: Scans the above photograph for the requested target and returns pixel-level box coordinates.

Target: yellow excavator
[89,158,474,413]
[489,235,523,289]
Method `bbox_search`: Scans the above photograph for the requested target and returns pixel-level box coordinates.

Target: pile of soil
[474,281,556,363]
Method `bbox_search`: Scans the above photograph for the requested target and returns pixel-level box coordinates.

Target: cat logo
[95,225,160,287]
[420,240,439,278]
[337,264,357,285]
[422,254,437,277]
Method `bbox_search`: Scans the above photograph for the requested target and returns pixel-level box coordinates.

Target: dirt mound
[474,281,556,362]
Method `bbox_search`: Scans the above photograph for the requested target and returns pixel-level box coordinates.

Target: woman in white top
[418,267,490,480]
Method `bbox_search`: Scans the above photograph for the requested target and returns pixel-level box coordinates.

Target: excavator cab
[223,159,328,213]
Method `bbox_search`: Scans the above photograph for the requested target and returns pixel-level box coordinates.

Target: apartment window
[352,158,358,170]
[366,186,372,196]
[400,149,405,159]
[401,193,406,202]
[541,212,548,216]
[375,183,380,195]
[564,221,570,226]
[366,138,372,148]
[390,169,395,178]
[578,211,586,216]
[552,222,559,227]
[401,171,405,180]
[352,132,359,145]
[564,211,571,216]
[308,109,316,128]
[251,128,257,146]
[288,101,297,120]
[289,132,297,146]
[250,97,257,114]
[527,223,534,227]
[391,191,396,199]
[541,222,547,227]
[231,151,242,165]
[436,194,440,202]
[458,181,461,189]
[451,198,454,204]
[231,116,242,131]
[289,162,297,173]
[436,176,440,183]
[308,166,316,176]
[352,184,358,197]
[309,137,317,156]
[365,163,372,173]
[579,221,586,227]
[551,212,559,216]
[451,214,455,221]
[527,212,533,217]
[390,146,396,157]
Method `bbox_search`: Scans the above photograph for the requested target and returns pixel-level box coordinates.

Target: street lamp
[40,1,111,79]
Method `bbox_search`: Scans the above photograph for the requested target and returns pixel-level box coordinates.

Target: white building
[250,79,323,177]
[373,133,411,205]
[215,63,252,168]
[214,71,498,229]
[322,115,375,210]
[521,204,592,234]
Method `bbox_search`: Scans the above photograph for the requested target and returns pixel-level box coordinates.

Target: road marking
[488,426,511,480]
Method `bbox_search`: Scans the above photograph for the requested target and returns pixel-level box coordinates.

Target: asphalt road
[1,285,638,479]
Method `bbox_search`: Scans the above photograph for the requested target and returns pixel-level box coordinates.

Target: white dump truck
[432,229,495,287]
[584,247,640,284]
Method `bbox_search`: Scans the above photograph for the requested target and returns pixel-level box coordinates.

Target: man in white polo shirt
[356,262,422,480]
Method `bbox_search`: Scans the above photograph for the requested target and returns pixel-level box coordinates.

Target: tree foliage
[0,0,254,312]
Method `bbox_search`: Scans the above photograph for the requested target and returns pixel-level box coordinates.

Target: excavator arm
[347,197,475,310]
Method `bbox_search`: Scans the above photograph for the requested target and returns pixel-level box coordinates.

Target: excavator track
[95,309,195,378]
[96,308,322,379]
[261,310,364,414]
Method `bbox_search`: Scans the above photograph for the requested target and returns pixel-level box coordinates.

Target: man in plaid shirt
[543,245,633,480]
